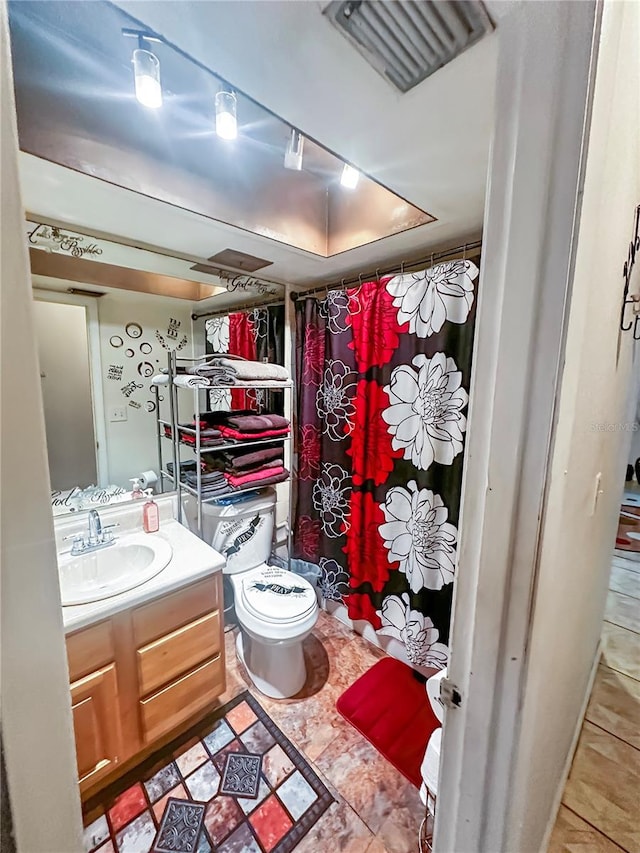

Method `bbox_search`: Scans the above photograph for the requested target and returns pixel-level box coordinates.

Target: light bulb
[341,163,360,189]
[132,48,162,109]
[284,128,304,171]
[216,90,238,140]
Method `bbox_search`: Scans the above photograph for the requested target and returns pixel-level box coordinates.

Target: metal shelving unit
[155,351,294,562]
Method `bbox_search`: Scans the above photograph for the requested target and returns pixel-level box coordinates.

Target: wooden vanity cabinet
[65,574,225,797]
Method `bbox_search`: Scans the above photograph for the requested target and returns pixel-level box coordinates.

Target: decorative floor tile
[109,784,147,834]
[263,745,295,788]
[249,795,293,852]
[115,811,155,853]
[217,822,261,853]
[184,761,221,802]
[212,740,247,774]
[175,743,209,779]
[276,771,318,821]
[152,799,204,853]
[145,764,181,805]
[203,796,244,847]
[84,814,109,852]
[240,721,276,755]
[220,754,263,799]
[153,785,188,823]
[237,778,271,815]
[226,701,258,735]
[203,720,235,756]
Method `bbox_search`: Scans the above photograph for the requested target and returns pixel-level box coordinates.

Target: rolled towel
[151,374,170,386]
[216,357,289,382]
[174,375,211,388]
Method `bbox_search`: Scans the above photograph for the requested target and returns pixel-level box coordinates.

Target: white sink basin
[58,533,173,606]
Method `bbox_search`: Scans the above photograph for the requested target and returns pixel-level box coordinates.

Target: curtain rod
[291,239,482,300]
[191,297,285,322]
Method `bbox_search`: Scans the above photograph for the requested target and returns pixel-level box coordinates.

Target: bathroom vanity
[56,500,226,798]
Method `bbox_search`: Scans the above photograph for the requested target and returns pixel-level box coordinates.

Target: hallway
[549,550,640,852]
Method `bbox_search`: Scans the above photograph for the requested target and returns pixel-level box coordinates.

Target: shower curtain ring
[400,260,405,274]
[463,243,467,261]
[375,268,380,280]
[430,252,435,268]
[358,273,363,286]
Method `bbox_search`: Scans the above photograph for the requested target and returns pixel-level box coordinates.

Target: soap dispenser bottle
[142,490,159,533]
[130,477,144,499]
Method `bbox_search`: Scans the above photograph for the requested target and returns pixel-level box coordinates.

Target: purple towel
[229,446,284,469]
[227,414,290,432]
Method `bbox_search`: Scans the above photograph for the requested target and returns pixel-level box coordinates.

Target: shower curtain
[293,260,479,668]
[205,306,285,413]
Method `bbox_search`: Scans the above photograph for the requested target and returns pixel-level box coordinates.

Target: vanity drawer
[67,620,115,682]
[136,611,221,696]
[132,575,220,647]
[140,656,224,744]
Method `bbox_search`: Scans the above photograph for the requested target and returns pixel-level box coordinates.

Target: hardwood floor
[549,552,640,853]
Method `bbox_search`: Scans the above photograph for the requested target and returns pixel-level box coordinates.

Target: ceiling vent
[324,0,494,92]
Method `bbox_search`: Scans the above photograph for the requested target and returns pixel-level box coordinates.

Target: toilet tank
[200,489,276,574]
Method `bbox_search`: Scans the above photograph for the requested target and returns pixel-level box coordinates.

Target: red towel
[219,426,290,440]
[225,466,286,487]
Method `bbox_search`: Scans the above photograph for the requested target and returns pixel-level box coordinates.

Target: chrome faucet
[64,510,119,556]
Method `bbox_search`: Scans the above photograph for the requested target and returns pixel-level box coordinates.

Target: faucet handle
[62,533,84,542]
[103,523,120,531]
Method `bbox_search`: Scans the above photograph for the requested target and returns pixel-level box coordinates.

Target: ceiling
[14,1,499,289]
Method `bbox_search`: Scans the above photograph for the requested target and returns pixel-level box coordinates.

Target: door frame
[435,2,600,851]
[33,288,109,486]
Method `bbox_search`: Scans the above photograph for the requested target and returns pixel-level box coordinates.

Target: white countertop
[60,516,225,634]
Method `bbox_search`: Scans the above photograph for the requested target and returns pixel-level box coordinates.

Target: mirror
[28,222,285,516]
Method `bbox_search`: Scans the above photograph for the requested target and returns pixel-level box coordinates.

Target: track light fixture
[341,163,360,189]
[123,29,163,109]
[284,128,304,171]
[215,89,238,140]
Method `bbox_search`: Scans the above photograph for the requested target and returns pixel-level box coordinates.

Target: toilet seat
[231,564,318,643]
[239,564,317,624]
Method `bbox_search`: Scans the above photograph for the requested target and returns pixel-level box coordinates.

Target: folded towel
[215,357,290,382]
[226,466,287,488]
[227,414,290,432]
[230,469,289,490]
[151,374,170,386]
[174,375,211,388]
[186,362,238,377]
[219,426,290,441]
[228,446,285,469]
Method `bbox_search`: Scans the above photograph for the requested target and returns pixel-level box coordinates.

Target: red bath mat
[336,656,441,789]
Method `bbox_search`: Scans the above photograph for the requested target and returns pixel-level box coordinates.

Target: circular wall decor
[137,361,155,378]
[125,348,135,358]
[125,322,143,339]
[109,335,123,348]
[139,341,152,355]
[145,400,157,413]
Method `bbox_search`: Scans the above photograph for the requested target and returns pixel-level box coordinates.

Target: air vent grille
[325,0,493,92]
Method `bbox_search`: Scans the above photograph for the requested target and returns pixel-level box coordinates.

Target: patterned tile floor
[83,611,425,853]
[549,551,640,852]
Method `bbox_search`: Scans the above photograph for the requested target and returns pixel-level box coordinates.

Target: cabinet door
[70,664,123,791]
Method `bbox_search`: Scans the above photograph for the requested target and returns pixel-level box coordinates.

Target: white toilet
[201,490,318,699]
[420,668,446,810]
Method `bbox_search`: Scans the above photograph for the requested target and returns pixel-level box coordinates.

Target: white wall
[97,289,195,487]
[507,2,640,850]
[33,300,98,490]
[0,3,83,849]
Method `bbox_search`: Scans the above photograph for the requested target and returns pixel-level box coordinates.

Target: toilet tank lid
[240,565,317,623]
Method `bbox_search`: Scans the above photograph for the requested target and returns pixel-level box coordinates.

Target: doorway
[33,291,106,490]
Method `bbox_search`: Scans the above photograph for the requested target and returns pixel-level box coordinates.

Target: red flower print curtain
[293,260,480,668]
